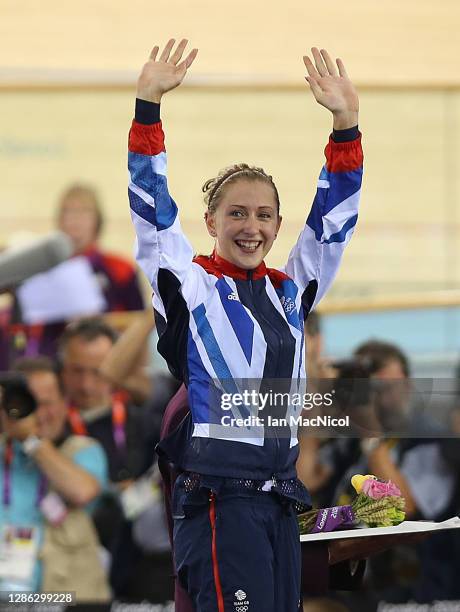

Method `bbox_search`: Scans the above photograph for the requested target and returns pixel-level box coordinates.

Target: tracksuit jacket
[128,99,363,487]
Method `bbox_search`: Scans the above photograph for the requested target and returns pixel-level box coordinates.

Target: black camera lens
[0,374,37,420]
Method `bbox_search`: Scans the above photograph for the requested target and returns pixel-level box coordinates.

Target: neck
[79,242,98,256]
[194,249,267,280]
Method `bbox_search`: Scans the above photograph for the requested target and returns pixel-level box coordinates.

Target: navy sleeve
[332,125,360,143]
[135,99,161,125]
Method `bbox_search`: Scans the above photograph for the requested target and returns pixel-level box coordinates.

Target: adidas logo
[228,292,239,301]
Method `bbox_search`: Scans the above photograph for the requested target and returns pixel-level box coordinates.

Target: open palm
[137,39,198,103]
[303,48,358,116]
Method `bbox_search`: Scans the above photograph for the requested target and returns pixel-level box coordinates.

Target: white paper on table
[17,256,107,324]
[299,516,460,542]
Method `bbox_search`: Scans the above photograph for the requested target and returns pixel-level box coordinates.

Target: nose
[241,214,260,236]
[80,370,96,395]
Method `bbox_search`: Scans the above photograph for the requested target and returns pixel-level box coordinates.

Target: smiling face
[205,179,282,270]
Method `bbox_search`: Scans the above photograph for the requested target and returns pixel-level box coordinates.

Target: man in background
[59,317,151,483]
[59,316,173,602]
[0,358,109,599]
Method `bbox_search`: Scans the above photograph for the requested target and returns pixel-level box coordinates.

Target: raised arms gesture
[303,48,359,130]
[136,38,198,103]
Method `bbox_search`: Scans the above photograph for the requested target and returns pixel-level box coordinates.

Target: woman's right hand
[136,38,198,103]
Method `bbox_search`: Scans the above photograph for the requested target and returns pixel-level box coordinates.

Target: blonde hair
[57,183,104,237]
[202,163,280,214]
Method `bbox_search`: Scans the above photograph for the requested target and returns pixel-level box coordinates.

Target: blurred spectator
[317,341,452,518]
[0,358,109,600]
[59,316,174,602]
[98,309,180,603]
[355,340,410,377]
[56,183,144,312]
[2,183,145,370]
[314,341,459,605]
[59,317,153,483]
[353,340,452,518]
[354,343,459,606]
[354,340,411,433]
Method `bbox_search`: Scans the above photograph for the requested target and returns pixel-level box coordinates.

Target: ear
[204,211,217,238]
[274,215,282,238]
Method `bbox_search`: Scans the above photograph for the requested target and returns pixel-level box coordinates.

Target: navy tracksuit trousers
[173,489,302,612]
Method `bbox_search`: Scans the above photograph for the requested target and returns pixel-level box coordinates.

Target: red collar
[193,250,268,281]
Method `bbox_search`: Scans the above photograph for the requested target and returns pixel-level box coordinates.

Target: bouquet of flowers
[298,474,406,535]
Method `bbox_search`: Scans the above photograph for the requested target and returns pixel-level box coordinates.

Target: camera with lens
[0,373,37,420]
[329,357,374,412]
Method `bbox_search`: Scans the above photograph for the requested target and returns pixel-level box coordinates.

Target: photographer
[0,358,110,600]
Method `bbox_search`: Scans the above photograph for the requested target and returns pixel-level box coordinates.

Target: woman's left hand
[303,48,359,130]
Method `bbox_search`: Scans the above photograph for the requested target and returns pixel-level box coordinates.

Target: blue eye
[259,213,272,219]
[230,210,245,217]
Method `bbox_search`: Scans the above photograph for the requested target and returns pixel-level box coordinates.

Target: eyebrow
[228,204,276,211]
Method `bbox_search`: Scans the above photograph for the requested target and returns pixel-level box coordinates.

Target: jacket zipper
[247,269,282,479]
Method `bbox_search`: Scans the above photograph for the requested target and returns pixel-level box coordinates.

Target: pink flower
[361,478,401,499]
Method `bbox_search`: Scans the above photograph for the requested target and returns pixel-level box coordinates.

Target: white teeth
[236,240,261,251]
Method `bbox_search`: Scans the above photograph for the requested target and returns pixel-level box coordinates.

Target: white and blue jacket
[128,100,363,481]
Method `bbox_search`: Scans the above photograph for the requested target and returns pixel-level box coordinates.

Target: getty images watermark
[206,376,460,439]
[219,388,350,429]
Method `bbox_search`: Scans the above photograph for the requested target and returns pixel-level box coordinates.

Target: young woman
[128,39,362,612]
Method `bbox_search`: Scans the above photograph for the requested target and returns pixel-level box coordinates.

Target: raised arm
[283,48,363,313]
[128,39,199,320]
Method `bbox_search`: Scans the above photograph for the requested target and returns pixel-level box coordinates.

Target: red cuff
[325,134,363,173]
[129,120,165,156]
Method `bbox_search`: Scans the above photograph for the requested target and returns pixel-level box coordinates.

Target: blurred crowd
[299,313,460,611]
[0,184,459,611]
[0,184,178,605]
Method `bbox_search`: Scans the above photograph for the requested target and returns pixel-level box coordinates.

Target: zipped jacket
[128,101,363,480]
